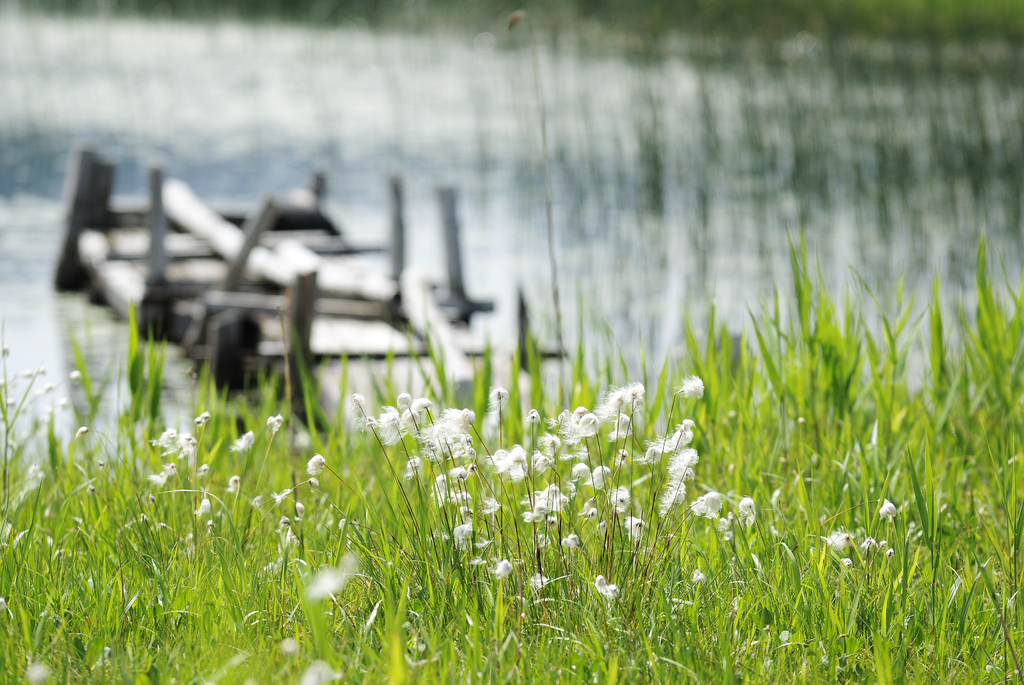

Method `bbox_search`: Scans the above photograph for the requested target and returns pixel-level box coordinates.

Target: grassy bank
[9,0,1024,41]
[1,239,1023,683]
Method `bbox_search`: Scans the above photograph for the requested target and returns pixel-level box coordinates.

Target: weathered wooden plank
[257,318,419,358]
[163,179,295,287]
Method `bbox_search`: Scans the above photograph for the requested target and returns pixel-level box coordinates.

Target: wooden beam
[163,178,294,287]
[222,197,280,291]
[56,146,114,290]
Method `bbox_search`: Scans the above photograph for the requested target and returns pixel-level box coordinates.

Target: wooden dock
[54,145,515,403]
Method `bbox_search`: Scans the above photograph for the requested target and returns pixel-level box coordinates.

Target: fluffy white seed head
[738,497,756,527]
[307,454,327,476]
[879,499,897,521]
[267,414,284,435]
[692,569,706,584]
[678,375,705,399]
[75,426,88,439]
[231,431,255,453]
[690,491,722,519]
[195,498,210,517]
[561,533,582,549]
[227,475,241,493]
[594,575,619,600]
[194,411,210,427]
[493,559,513,580]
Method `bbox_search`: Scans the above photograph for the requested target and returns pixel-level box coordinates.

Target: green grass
[1,238,1023,684]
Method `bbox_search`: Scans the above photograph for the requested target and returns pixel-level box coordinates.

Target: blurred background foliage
[11,0,1024,40]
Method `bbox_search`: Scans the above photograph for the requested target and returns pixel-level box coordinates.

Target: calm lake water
[2,14,1023,404]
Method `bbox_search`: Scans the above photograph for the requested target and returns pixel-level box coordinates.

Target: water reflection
[1,16,1022,379]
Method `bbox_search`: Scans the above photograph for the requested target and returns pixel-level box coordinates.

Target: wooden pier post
[437,186,466,304]
[146,166,169,287]
[208,309,246,388]
[55,146,114,290]
[289,270,318,412]
[436,186,493,322]
[310,171,326,205]
[518,287,530,373]
[390,174,406,283]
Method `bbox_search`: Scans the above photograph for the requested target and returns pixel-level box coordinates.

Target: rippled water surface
[2,14,1024,389]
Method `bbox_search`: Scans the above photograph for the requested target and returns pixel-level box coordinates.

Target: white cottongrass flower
[571,463,591,482]
[397,393,412,411]
[860,537,881,554]
[594,575,619,600]
[532,452,554,474]
[295,502,306,519]
[561,533,582,549]
[879,499,897,521]
[690,491,723,519]
[840,557,854,568]
[529,573,551,592]
[307,454,327,476]
[279,638,300,656]
[678,375,705,399]
[227,475,241,493]
[25,662,49,685]
[231,431,255,453]
[410,397,432,415]
[252,496,263,507]
[449,466,469,482]
[692,569,706,584]
[623,516,645,540]
[488,387,509,415]
[404,456,422,480]
[596,382,645,422]
[75,426,88,439]
[454,521,473,547]
[493,559,513,580]
[195,498,210,517]
[532,484,569,513]
[197,464,209,479]
[68,370,81,381]
[780,630,791,643]
[272,490,292,506]
[309,478,319,490]
[610,486,631,514]
[267,414,284,435]
[480,497,500,515]
[823,531,853,552]
[147,464,176,488]
[194,411,210,427]
[527,409,541,423]
[577,413,601,438]
[490,446,528,482]
[738,497,756,527]
[299,660,339,685]
[590,465,611,490]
